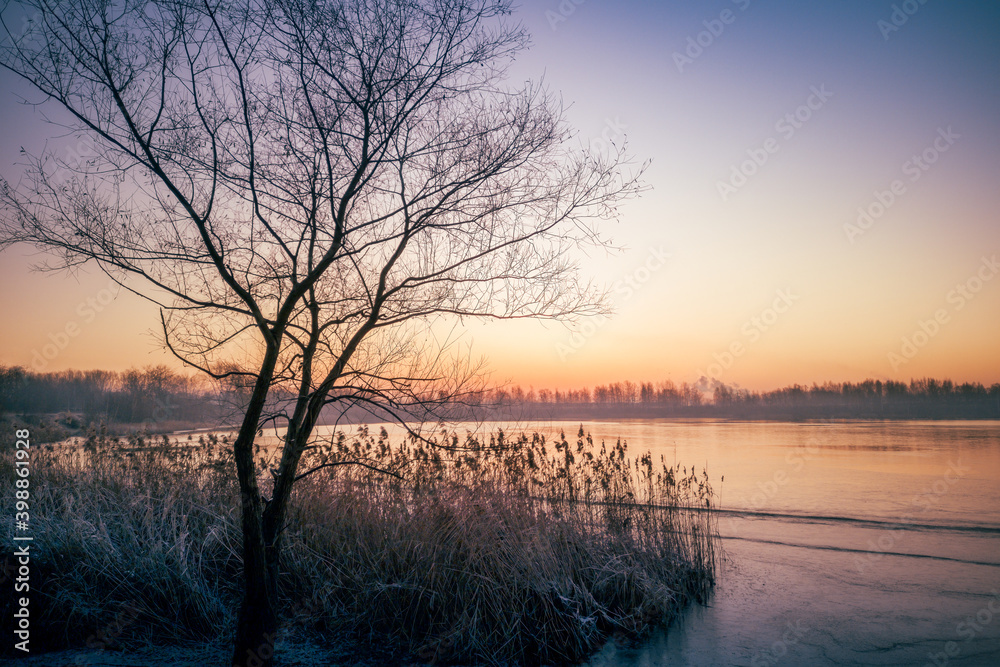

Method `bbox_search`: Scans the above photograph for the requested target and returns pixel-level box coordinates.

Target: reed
[1,423,717,665]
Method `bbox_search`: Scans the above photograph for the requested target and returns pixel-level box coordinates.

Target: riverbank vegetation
[0,425,717,665]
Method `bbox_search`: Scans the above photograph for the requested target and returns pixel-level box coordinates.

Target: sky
[1,0,999,392]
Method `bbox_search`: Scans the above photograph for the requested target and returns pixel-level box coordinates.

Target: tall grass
[1,428,243,654]
[1,423,717,665]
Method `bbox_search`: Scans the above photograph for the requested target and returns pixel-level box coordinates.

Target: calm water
[521,419,1000,667]
[251,418,1000,665]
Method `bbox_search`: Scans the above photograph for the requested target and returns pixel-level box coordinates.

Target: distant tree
[0,0,641,663]
[712,384,733,406]
[0,366,27,413]
[680,382,702,406]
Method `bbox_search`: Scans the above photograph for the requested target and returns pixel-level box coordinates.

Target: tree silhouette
[0,0,641,663]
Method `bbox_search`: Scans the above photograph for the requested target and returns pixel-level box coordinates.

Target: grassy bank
[1,424,718,665]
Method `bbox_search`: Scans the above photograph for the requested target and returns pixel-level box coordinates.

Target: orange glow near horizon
[2,2,999,394]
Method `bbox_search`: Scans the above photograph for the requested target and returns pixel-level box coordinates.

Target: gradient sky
[2,0,999,392]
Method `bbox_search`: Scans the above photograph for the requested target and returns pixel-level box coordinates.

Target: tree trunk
[232,555,277,667]
[252,395,331,663]
[235,418,310,666]
[231,351,281,667]
[232,478,278,667]
[234,305,369,666]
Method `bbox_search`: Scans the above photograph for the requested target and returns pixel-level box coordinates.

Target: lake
[246,418,1000,665]
[517,419,1000,667]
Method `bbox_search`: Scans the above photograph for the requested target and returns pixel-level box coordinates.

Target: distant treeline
[0,365,222,426]
[488,380,705,406]
[484,378,1000,420]
[4,367,998,424]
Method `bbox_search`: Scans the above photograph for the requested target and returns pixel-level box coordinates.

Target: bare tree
[0,0,642,663]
